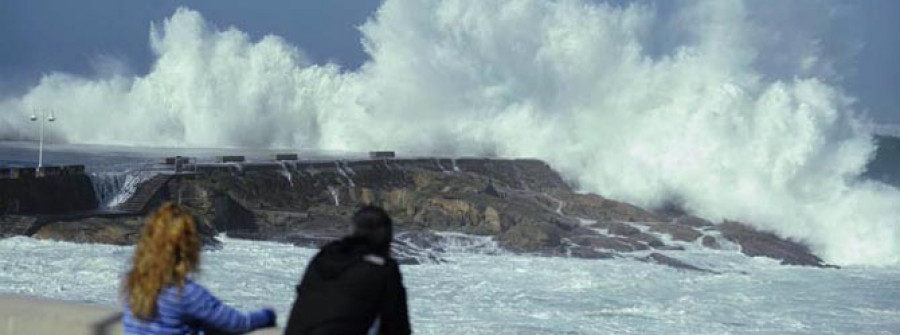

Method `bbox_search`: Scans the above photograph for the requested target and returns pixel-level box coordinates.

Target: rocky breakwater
[21,158,831,269]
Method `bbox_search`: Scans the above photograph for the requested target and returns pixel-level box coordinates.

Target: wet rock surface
[639,253,712,272]
[0,158,832,269]
[718,221,827,267]
[31,215,221,248]
[32,217,143,245]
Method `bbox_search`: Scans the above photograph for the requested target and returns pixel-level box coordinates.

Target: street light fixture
[29,108,55,175]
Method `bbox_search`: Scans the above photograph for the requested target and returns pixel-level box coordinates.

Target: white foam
[278,162,293,187]
[326,186,340,206]
[334,162,356,187]
[88,170,158,208]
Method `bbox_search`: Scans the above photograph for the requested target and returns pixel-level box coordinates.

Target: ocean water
[0,236,897,335]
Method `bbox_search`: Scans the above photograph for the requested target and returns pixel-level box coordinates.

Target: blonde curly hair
[123,202,201,320]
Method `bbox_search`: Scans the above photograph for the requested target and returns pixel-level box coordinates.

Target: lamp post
[29,108,55,175]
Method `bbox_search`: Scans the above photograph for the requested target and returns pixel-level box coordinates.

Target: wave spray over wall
[1,0,898,265]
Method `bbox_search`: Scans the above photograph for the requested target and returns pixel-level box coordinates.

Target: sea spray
[88,171,157,209]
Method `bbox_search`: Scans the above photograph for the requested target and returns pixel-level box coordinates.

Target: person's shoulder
[320,239,344,251]
[178,279,209,297]
[160,279,199,292]
[180,278,199,288]
[314,239,350,260]
[157,279,206,305]
[381,257,405,283]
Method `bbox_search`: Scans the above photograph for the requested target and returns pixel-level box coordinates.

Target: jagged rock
[607,222,642,236]
[549,215,581,230]
[31,216,220,248]
[653,245,686,251]
[403,197,503,235]
[702,235,720,248]
[538,245,616,259]
[211,195,257,232]
[719,221,826,267]
[499,218,563,251]
[567,235,648,252]
[161,165,833,268]
[560,193,664,223]
[635,233,665,248]
[483,183,503,198]
[10,158,835,269]
[567,246,616,259]
[483,207,502,233]
[161,166,678,259]
[33,217,143,245]
[453,159,571,193]
[602,222,665,248]
[648,222,703,242]
[674,215,715,228]
[640,253,712,272]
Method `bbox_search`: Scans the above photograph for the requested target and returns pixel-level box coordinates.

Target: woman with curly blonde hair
[122,202,276,334]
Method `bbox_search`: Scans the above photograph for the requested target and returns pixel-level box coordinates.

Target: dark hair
[351,205,393,255]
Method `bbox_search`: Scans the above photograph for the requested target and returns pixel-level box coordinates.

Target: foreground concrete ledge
[0,294,282,335]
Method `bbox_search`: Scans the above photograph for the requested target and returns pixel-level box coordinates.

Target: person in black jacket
[285,205,412,335]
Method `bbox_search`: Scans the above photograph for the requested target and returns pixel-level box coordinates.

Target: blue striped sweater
[123,280,270,335]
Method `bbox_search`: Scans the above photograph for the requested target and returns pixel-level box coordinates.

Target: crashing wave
[1,1,898,265]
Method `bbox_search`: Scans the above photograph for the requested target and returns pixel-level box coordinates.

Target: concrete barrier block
[217,156,246,163]
[274,153,299,161]
[0,295,282,335]
[369,151,396,158]
[12,168,35,179]
[41,166,62,177]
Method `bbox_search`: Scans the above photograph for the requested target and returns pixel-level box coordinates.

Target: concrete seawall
[0,174,98,215]
[0,295,281,335]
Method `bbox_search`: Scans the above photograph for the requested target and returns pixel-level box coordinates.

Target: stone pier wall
[0,174,98,215]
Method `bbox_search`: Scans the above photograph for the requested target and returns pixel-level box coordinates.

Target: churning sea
[0,235,897,335]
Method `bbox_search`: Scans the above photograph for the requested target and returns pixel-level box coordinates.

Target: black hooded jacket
[285,237,411,335]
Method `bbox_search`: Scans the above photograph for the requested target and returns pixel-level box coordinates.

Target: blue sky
[1,0,897,123]
[0,0,379,95]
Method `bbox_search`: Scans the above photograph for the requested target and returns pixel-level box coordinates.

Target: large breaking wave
[1,0,897,265]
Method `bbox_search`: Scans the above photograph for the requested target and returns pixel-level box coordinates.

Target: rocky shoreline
[3,158,832,270]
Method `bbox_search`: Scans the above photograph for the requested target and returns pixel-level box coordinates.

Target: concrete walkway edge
[0,294,281,335]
